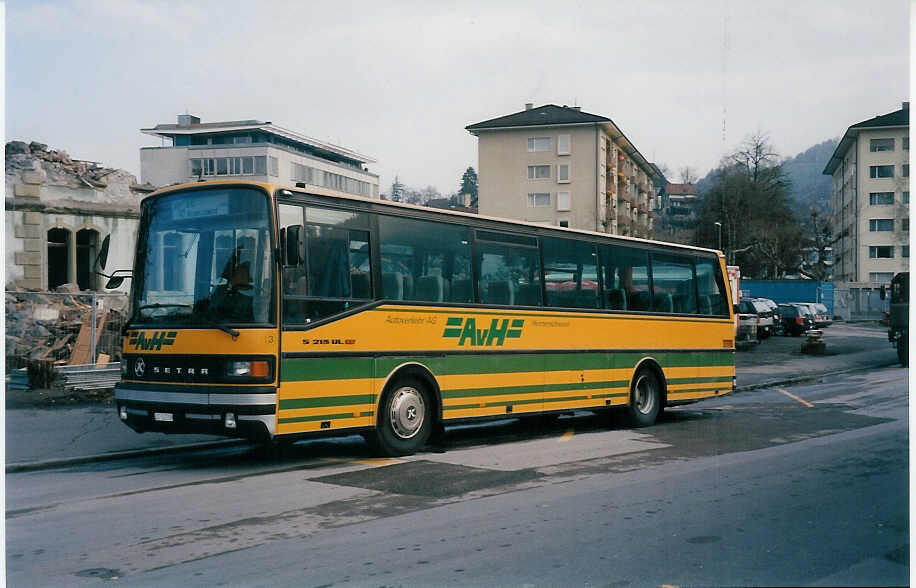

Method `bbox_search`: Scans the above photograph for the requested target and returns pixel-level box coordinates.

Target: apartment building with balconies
[466,104,665,237]
[823,102,909,285]
[140,115,379,198]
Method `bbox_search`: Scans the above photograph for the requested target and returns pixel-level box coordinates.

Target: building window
[904,136,909,150]
[76,228,100,291]
[904,246,910,258]
[904,164,910,177]
[869,192,895,205]
[269,157,279,177]
[527,192,551,207]
[527,137,551,152]
[557,164,570,183]
[869,246,894,258]
[870,271,895,281]
[869,138,895,152]
[869,165,895,178]
[233,135,252,144]
[556,191,571,211]
[869,219,894,231]
[905,192,910,204]
[527,165,551,179]
[557,134,571,155]
[191,156,262,178]
[47,228,71,289]
[904,218,910,232]
[558,220,569,228]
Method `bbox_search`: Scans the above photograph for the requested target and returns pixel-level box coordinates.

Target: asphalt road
[6,366,909,587]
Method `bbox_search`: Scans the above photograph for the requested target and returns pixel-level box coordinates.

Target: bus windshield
[132,187,274,326]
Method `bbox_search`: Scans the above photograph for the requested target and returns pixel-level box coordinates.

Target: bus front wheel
[626,368,662,428]
[369,377,433,457]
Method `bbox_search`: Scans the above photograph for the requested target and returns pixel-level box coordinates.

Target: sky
[5,0,911,194]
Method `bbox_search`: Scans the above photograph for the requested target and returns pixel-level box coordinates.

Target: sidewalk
[5,322,901,469]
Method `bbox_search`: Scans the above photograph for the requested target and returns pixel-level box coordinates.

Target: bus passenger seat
[698,295,712,315]
[351,272,371,299]
[630,290,651,311]
[382,272,404,300]
[451,279,472,303]
[486,280,515,305]
[516,283,540,306]
[654,292,674,313]
[415,275,445,302]
[607,288,627,310]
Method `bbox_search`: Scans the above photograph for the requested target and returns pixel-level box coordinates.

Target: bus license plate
[154,412,174,422]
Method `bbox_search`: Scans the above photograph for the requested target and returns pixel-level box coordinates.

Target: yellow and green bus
[112,180,735,456]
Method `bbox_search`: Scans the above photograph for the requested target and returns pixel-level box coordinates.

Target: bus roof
[146,179,724,258]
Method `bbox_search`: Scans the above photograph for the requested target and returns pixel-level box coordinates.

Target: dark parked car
[777,303,816,336]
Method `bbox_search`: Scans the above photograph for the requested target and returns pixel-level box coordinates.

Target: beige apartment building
[466,104,665,237]
[824,102,909,284]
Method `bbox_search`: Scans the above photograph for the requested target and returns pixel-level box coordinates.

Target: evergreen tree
[459,167,478,207]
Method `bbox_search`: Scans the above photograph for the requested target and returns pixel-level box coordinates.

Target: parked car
[792,302,831,328]
[736,310,759,347]
[739,298,774,339]
[777,303,816,336]
[812,303,832,328]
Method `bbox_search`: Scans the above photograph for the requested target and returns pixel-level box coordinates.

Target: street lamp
[714,222,722,252]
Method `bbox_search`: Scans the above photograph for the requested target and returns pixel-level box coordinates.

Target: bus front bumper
[114,382,276,441]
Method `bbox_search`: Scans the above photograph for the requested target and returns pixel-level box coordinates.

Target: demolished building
[5,140,154,291]
[6,141,154,387]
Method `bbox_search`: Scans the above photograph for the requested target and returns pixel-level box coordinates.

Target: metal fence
[832,287,888,321]
[5,290,128,389]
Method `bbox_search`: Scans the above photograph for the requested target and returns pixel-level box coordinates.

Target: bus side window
[696,258,728,316]
[542,237,599,309]
[601,245,651,311]
[378,215,472,304]
[475,242,542,307]
[650,253,697,314]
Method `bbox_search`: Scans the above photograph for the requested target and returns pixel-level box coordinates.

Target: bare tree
[679,166,698,185]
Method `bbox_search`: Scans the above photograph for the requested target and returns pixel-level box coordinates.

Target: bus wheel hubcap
[390,387,425,439]
[635,375,655,414]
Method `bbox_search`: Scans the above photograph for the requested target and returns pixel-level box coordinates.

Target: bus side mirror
[880,285,886,300]
[284,225,304,266]
[106,275,125,289]
[96,235,111,270]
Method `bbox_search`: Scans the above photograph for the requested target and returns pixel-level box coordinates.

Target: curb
[733,361,900,393]
[7,360,902,473]
[5,439,247,473]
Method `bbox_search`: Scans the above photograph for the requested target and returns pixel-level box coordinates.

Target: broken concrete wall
[5,141,154,291]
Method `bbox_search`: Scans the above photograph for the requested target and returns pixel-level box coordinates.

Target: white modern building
[140,115,379,198]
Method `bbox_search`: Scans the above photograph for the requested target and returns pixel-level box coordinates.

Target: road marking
[779,388,814,408]
[558,430,575,442]
[354,458,403,467]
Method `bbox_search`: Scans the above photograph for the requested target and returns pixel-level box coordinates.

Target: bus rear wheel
[369,377,433,457]
[626,368,662,428]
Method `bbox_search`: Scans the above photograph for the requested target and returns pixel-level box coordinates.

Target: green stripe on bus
[279,412,357,424]
[669,386,727,395]
[441,379,629,399]
[278,394,375,410]
[360,411,374,417]
[666,376,733,385]
[446,317,463,326]
[282,351,733,382]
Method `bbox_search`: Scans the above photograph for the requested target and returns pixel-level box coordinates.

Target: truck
[882,272,909,366]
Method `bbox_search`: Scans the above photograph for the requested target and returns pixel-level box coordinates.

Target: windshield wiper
[134,303,240,339]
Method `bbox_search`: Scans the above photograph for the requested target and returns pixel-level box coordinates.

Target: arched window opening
[76,229,100,291]
[47,228,71,290]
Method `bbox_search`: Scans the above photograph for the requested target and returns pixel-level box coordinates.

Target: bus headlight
[227,360,270,378]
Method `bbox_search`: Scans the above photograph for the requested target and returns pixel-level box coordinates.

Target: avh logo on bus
[442,317,524,346]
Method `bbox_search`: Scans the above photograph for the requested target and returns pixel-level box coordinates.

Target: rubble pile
[5,140,155,197]
[5,284,127,388]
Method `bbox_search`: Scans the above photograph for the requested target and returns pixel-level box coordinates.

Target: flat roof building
[141,115,379,198]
